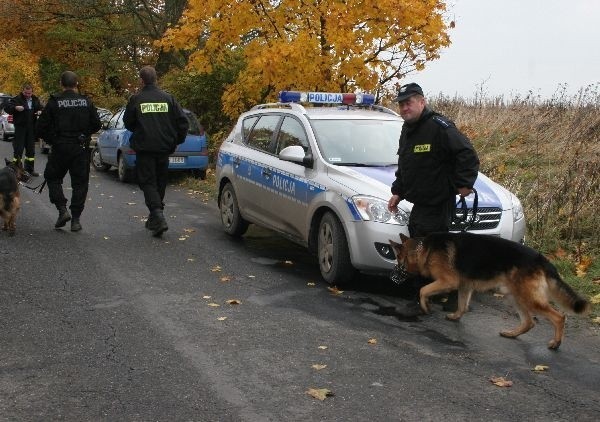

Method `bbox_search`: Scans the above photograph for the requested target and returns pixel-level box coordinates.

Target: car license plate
[169,157,185,164]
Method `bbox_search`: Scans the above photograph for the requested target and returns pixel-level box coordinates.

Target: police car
[216,91,526,284]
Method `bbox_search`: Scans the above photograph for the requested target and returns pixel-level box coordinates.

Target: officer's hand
[388,194,401,212]
[457,187,473,197]
[15,105,24,112]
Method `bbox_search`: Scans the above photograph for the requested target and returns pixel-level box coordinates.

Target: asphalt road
[1,141,599,421]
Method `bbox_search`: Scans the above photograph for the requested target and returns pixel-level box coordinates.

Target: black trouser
[12,123,36,171]
[136,152,169,212]
[400,196,457,298]
[408,196,456,238]
[44,143,90,218]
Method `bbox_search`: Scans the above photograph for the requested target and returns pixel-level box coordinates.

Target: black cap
[394,83,424,102]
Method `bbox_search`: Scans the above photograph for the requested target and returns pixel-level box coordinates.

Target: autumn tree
[0,0,188,102]
[159,0,452,117]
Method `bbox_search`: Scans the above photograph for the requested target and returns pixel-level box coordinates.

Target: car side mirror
[279,145,312,167]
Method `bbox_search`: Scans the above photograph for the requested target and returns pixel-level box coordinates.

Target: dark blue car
[91,108,209,181]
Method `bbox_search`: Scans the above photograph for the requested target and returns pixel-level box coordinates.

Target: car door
[99,110,124,166]
[265,116,316,239]
[232,113,281,226]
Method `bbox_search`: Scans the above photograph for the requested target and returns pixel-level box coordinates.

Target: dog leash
[453,188,478,232]
[20,178,47,194]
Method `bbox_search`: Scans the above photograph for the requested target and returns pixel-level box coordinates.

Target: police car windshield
[311,119,401,166]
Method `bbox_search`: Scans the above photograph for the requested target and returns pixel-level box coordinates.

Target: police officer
[4,83,44,176]
[387,83,480,300]
[36,71,101,232]
[123,65,188,237]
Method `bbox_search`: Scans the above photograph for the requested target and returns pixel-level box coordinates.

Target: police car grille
[451,207,502,231]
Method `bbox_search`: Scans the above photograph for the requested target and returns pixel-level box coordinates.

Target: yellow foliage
[0,39,42,94]
[159,0,452,117]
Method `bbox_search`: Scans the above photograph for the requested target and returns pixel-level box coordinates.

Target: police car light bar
[279,90,375,105]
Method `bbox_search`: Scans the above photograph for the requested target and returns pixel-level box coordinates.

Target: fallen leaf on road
[187,258,195,262]
[493,293,505,298]
[532,365,549,372]
[126,202,136,205]
[327,286,343,295]
[306,388,333,401]
[211,265,222,272]
[592,317,600,324]
[179,237,187,241]
[489,376,513,387]
[220,276,232,282]
[368,338,377,345]
[312,364,327,370]
[103,236,109,240]
[184,228,195,233]
[226,299,241,305]
[247,275,255,278]
[208,303,220,307]
[318,345,328,350]
[217,317,227,321]
[307,282,316,287]
[202,295,211,299]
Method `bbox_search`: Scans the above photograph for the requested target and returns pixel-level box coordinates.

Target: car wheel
[318,211,356,285]
[117,154,133,182]
[219,182,249,236]
[91,147,110,171]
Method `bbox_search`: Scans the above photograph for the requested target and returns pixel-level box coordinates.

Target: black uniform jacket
[35,90,101,144]
[391,107,480,206]
[4,93,43,126]
[123,84,189,154]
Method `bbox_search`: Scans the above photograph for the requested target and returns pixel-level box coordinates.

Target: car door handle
[262,168,271,178]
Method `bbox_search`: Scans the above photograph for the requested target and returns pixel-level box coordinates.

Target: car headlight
[352,195,409,225]
[511,193,524,221]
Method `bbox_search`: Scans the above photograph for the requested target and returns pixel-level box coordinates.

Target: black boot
[24,159,39,177]
[55,206,71,228]
[147,209,168,237]
[144,213,154,230]
[71,217,82,232]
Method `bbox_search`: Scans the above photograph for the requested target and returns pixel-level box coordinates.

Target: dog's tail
[544,258,591,315]
[2,191,14,212]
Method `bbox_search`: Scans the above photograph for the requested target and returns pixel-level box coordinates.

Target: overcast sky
[410,0,600,100]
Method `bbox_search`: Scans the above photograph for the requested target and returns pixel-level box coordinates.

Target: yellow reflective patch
[413,144,431,153]
[140,103,169,113]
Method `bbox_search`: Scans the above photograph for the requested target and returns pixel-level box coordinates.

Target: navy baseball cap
[394,83,424,102]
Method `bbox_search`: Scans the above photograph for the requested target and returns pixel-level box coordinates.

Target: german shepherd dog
[389,232,591,349]
[0,158,28,236]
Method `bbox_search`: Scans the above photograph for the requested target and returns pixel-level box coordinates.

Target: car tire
[117,154,133,183]
[219,182,249,237]
[91,147,110,171]
[318,211,357,285]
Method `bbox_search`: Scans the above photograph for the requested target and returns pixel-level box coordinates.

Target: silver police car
[216,91,526,284]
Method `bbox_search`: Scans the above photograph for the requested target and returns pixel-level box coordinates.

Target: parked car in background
[216,91,526,285]
[0,93,14,142]
[40,107,113,153]
[0,110,15,142]
[91,108,209,182]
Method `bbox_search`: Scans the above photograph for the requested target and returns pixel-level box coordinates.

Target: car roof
[248,102,400,121]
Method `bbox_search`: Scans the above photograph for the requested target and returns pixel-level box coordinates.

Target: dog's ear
[399,233,409,243]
